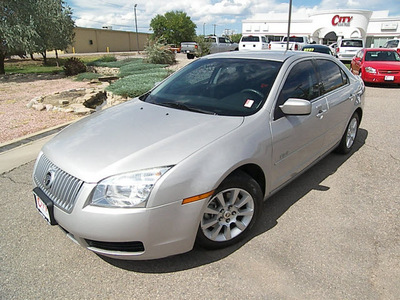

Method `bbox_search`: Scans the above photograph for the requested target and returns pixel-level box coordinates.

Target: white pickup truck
[269,36,310,51]
[181,36,238,59]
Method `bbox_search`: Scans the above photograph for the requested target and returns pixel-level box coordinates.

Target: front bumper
[362,72,400,84]
[337,53,357,60]
[35,182,207,260]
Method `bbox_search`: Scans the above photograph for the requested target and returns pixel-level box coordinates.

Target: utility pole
[213,24,216,36]
[286,0,292,51]
[134,4,139,53]
[203,23,205,36]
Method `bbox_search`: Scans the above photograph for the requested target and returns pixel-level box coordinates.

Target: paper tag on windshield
[244,99,254,108]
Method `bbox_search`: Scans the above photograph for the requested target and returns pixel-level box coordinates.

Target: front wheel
[196,171,262,249]
[336,112,360,154]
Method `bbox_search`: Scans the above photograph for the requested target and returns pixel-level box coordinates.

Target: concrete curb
[0,120,76,153]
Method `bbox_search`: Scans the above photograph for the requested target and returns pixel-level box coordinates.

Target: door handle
[316,105,328,119]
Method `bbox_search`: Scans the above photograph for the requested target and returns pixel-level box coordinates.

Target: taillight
[195,45,198,49]
[294,44,299,50]
[336,47,340,53]
[397,48,400,54]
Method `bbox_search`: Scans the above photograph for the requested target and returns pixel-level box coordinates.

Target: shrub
[63,57,87,76]
[145,40,176,65]
[195,36,212,57]
[86,55,119,67]
[107,70,169,98]
[119,59,167,77]
[75,72,103,81]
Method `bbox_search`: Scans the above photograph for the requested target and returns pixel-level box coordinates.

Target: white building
[242,10,400,47]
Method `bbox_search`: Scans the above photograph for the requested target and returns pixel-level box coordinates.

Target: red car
[351,48,400,84]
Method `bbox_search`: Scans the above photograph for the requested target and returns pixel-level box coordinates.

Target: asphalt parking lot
[1,85,399,299]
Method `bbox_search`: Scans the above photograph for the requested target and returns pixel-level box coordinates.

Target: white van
[336,39,364,61]
[239,35,269,51]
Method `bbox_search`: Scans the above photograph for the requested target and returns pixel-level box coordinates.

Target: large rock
[27,82,128,115]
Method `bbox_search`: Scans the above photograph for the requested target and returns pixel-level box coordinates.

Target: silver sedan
[33,51,364,260]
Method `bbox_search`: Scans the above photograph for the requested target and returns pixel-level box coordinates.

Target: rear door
[270,59,329,191]
[314,59,355,150]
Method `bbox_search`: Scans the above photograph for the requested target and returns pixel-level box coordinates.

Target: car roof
[202,50,322,62]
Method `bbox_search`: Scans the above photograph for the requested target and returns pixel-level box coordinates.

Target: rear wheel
[336,112,360,154]
[196,171,262,249]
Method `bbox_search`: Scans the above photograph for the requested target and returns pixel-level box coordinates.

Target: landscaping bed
[0,53,191,145]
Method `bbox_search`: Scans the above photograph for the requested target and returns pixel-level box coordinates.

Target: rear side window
[275,60,319,119]
[315,60,348,94]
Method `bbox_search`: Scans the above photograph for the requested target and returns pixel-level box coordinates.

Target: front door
[270,60,329,191]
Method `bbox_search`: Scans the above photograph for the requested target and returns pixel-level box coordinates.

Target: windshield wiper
[158,102,216,115]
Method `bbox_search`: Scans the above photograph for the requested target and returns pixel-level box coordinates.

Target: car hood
[364,61,400,70]
[42,99,244,183]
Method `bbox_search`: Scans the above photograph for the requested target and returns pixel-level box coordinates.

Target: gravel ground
[0,73,91,144]
[0,54,192,145]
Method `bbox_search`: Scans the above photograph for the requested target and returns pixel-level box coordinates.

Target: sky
[65,0,400,36]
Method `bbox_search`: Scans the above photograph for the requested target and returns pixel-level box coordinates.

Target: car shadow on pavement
[100,128,368,273]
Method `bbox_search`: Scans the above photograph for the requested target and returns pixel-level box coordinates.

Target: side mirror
[279,98,311,115]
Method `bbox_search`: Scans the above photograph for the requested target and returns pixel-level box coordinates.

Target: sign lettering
[332,15,353,26]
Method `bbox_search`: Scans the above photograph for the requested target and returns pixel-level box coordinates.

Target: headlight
[365,67,376,74]
[90,167,171,208]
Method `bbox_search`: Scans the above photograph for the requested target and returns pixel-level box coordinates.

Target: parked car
[181,36,238,59]
[302,44,335,55]
[382,38,400,54]
[180,41,198,59]
[239,35,269,51]
[205,35,238,53]
[336,38,364,61]
[269,36,310,51]
[351,48,400,84]
[33,51,364,260]
[167,44,180,53]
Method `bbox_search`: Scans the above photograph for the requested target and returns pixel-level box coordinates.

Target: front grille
[380,70,399,74]
[85,239,145,252]
[33,154,83,213]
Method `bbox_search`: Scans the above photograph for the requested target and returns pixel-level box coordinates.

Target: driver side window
[274,60,319,120]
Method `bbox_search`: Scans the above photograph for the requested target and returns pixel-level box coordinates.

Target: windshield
[341,40,363,47]
[365,50,400,61]
[242,36,261,42]
[142,58,282,116]
[283,37,305,43]
[384,40,399,48]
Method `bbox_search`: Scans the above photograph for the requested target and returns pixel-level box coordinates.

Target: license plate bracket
[33,187,57,225]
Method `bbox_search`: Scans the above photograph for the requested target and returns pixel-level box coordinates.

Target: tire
[336,112,360,154]
[196,171,262,249]
[187,53,195,59]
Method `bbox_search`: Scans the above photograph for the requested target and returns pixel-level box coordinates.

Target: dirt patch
[0,53,192,144]
[0,74,93,144]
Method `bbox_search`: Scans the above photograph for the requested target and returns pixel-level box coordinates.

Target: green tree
[0,0,38,74]
[230,33,242,43]
[30,0,75,65]
[150,11,196,46]
[0,0,75,74]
